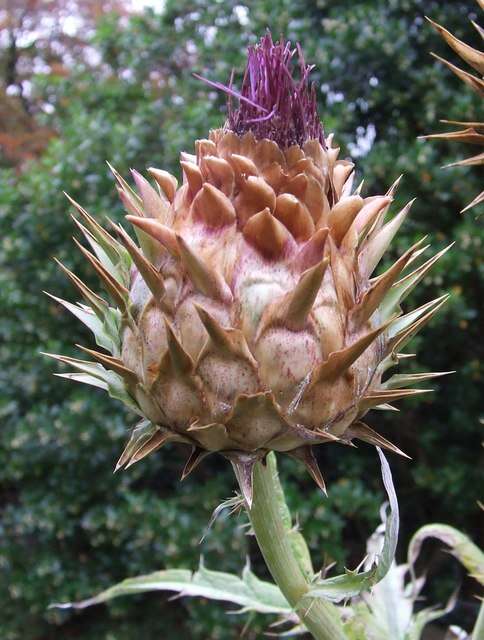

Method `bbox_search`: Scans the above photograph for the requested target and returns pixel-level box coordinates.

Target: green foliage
[0,1,482,638]
[51,562,291,615]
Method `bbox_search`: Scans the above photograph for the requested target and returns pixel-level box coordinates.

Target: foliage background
[0,1,482,638]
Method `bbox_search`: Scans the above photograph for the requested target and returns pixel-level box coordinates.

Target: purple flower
[195,32,325,149]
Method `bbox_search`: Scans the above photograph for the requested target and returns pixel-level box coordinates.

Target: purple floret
[195,32,325,149]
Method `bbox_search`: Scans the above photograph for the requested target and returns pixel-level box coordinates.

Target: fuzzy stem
[244,455,346,640]
[472,600,484,640]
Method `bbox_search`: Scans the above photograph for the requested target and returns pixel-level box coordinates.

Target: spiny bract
[422,2,484,212]
[47,34,451,505]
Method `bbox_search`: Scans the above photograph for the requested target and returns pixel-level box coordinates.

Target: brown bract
[422,6,484,212]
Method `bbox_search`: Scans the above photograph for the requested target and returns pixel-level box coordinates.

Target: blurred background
[0,1,482,638]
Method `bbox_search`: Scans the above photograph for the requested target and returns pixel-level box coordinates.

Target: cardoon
[47,34,452,639]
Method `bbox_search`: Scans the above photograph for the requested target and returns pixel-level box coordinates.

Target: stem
[472,599,484,640]
[244,456,347,640]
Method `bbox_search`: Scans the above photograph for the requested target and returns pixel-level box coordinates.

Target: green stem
[472,599,484,640]
[244,456,347,640]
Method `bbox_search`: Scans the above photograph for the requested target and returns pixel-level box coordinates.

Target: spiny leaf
[383,371,454,390]
[53,258,108,319]
[312,320,392,383]
[430,53,484,97]
[65,192,132,285]
[348,422,411,458]
[359,199,414,277]
[388,295,449,353]
[177,235,233,302]
[76,345,138,386]
[462,188,484,213]
[113,222,166,303]
[380,244,453,319]
[50,563,290,615]
[426,17,484,75]
[301,448,399,603]
[388,295,449,340]
[74,239,130,312]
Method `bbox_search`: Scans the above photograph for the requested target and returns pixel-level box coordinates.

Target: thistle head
[48,32,451,506]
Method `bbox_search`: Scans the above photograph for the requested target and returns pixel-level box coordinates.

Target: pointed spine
[360,387,432,408]
[194,306,256,364]
[348,422,410,458]
[430,52,484,96]
[64,192,127,268]
[53,258,108,318]
[177,235,232,302]
[383,371,454,390]
[229,455,256,509]
[380,243,453,319]
[281,259,329,331]
[360,199,415,277]
[351,236,428,325]
[73,239,129,312]
[426,17,484,75]
[293,228,329,271]
[77,345,138,386]
[131,169,170,220]
[164,318,194,375]
[124,430,173,469]
[286,446,327,496]
[181,447,210,480]
[107,161,141,204]
[311,320,392,384]
[389,295,449,353]
[113,223,165,303]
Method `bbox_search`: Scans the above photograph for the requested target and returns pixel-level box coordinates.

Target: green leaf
[407,599,459,640]
[50,561,291,615]
[302,448,399,603]
[408,524,484,586]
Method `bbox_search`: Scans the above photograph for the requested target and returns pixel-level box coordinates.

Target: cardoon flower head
[47,32,450,505]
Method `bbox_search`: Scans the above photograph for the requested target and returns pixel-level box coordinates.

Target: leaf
[408,524,484,586]
[344,564,412,640]
[301,448,399,603]
[50,561,291,615]
[342,512,463,640]
[407,594,459,640]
